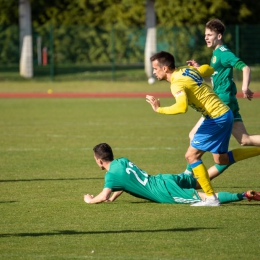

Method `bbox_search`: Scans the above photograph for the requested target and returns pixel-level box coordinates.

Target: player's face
[205,28,222,49]
[152,60,167,81]
[94,155,105,170]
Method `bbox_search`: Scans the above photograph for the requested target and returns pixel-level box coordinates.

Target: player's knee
[185,151,191,162]
[185,151,198,163]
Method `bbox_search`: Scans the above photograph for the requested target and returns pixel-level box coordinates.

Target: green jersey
[210,45,240,103]
[104,157,201,204]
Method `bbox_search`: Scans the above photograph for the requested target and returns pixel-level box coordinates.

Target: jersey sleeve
[234,60,247,70]
[221,50,240,67]
[104,172,114,189]
[197,64,214,77]
[157,84,188,115]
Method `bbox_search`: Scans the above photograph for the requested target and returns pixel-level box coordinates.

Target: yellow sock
[191,161,215,196]
[231,147,260,162]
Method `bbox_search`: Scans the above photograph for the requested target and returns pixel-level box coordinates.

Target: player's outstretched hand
[242,88,254,101]
[84,194,94,203]
[146,95,160,112]
[186,59,200,68]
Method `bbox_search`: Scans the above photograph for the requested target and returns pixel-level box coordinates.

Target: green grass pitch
[0,81,260,259]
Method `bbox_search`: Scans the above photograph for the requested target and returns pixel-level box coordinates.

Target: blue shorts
[191,110,233,154]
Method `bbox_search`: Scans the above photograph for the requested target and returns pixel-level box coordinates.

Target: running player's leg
[197,191,259,204]
[185,146,219,205]
[191,107,260,178]
[208,146,260,180]
[229,99,260,146]
[190,111,234,206]
[232,121,260,146]
[192,146,260,188]
[184,117,204,174]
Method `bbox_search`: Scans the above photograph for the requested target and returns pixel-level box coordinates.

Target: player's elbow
[178,105,188,114]
[198,64,214,77]
[243,65,251,74]
[102,194,111,202]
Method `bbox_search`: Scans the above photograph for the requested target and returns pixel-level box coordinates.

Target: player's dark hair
[93,143,114,162]
[206,19,226,35]
[150,51,175,70]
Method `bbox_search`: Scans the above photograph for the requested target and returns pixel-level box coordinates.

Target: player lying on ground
[84,143,260,205]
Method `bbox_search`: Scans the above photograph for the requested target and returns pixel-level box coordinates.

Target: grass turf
[1,80,260,93]
[0,92,260,259]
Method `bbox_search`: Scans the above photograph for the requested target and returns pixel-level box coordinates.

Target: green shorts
[225,99,243,122]
[161,173,201,204]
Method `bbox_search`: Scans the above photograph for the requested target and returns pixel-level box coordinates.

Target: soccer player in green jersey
[186,18,260,179]
[83,143,260,205]
[145,51,260,206]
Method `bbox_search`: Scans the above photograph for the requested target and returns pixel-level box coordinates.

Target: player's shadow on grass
[0,178,103,183]
[0,201,17,204]
[0,228,218,238]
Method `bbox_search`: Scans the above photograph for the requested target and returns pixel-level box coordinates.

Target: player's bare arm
[241,65,254,100]
[107,191,124,202]
[84,188,112,204]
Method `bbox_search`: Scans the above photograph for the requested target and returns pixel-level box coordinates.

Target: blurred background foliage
[1,0,260,27]
[0,0,260,81]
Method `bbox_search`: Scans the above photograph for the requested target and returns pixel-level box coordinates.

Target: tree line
[1,0,260,27]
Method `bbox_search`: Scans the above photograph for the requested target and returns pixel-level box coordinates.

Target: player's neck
[104,161,112,171]
[166,69,175,82]
[214,42,224,50]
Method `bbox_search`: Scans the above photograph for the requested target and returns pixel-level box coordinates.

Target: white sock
[206,194,218,200]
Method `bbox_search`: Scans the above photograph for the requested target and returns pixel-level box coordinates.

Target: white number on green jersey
[126,162,148,186]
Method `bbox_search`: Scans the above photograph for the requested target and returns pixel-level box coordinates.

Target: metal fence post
[111,24,116,81]
[50,24,54,81]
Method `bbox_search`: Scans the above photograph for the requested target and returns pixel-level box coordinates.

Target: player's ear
[163,65,168,72]
[217,33,222,40]
[99,158,104,166]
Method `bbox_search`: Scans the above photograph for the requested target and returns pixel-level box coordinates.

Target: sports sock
[230,147,260,162]
[184,163,193,174]
[214,164,231,174]
[217,192,243,204]
[214,147,260,174]
[190,160,214,196]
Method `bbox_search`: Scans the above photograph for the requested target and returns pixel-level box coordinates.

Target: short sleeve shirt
[104,158,200,204]
[210,45,240,103]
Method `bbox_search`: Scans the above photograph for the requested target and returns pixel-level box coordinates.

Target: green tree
[155,0,260,26]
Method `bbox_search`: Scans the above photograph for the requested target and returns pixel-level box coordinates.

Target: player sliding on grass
[83,143,260,205]
[184,18,260,178]
[145,51,260,206]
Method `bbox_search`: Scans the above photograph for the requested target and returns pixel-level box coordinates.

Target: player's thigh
[232,121,249,139]
[189,117,204,140]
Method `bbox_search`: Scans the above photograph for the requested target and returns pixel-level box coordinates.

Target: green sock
[218,192,243,204]
[184,163,193,174]
[215,164,232,174]
[214,147,260,175]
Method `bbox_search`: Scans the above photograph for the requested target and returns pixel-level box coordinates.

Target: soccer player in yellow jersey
[146,51,260,206]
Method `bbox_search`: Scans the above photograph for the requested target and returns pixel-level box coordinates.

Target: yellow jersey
[157,65,229,119]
